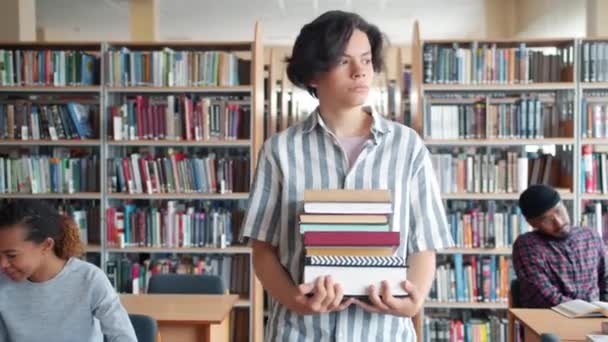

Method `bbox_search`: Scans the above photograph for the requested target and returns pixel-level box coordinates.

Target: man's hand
[353,280,422,317]
[288,275,355,315]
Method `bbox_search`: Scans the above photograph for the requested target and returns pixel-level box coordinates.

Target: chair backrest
[147,274,225,294]
[509,278,521,308]
[129,314,157,342]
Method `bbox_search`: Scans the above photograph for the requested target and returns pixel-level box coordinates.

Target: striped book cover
[305,255,406,267]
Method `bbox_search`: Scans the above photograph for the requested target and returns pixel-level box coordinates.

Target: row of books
[423,43,572,84]
[0,102,96,140]
[446,203,530,249]
[581,42,608,83]
[582,145,608,194]
[424,97,567,140]
[106,254,249,297]
[300,190,404,296]
[0,49,99,86]
[422,315,508,342]
[582,95,608,138]
[582,202,608,243]
[0,154,99,194]
[107,152,250,195]
[55,202,101,246]
[429,255,513,303]
[105,49,250,87]
[105,202,244,248]
[110,95,250,141]
[430,151,569,194]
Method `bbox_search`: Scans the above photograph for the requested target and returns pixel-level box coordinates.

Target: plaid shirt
[512,226,608,308]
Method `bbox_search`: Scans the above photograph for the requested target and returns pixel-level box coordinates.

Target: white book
[304,265,408,297]
[304,202,392,215]
[113,116,123,141]
[553,299,608,318]
[517,157,528,193]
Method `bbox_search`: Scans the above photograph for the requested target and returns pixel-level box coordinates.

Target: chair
[129,314,158,342]
[147,274,225,294]
[508,278,521,342]
[509,278,521,309]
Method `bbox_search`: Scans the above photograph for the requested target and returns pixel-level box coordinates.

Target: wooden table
[120,294,239,342]
[509,309,607,342]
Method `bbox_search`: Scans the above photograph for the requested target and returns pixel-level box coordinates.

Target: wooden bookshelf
[437,247,512,255]
[425,138,574,147]
[0,192,102,199]
[106,86,252,94]
[106,245,252,254]
[107,140,251,148]
[411,32,583,341]
[424,302,508,310]
[0,27,264,342]
[0,86,102,93]
[0,139,101,146]
[423,82,574,92]
[106,192,249,200]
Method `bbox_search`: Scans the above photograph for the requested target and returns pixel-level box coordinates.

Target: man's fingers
[380,280,400,310]
[297,282,315,295]
[320,276,336,309]
[328,283,344,310]
[352,298,382,313]
[367,284,391,312]
[336,297,355,311]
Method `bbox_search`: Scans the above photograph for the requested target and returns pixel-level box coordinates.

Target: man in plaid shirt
[512,184,608,308]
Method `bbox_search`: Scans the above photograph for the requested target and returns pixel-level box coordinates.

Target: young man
[241,11,452,341]
[513,184,608,308]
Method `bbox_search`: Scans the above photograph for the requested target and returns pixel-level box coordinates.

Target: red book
[303,231,399,246]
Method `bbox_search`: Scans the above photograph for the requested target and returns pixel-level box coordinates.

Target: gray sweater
[0,258,137,342]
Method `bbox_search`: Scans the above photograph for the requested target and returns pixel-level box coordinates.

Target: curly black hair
[0,199,83,259]
[286,10,386,98]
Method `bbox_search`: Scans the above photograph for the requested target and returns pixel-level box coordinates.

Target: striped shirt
[241,107,453,342]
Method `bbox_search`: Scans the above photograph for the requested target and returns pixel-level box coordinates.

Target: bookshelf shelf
[437,248,512,255]
[106,86,252,94]
[581,82,608,90]
[581,138,608,145]
[0,192,101,199]
[107,192,249,200]
[425,138,574,147]
[0,139,101,147]
[423,82,574,92]
[424,302,508,309]
[107,40,253,50]
[0,86,101,93]
[107,140,251,148]
[85,245,102,253]
[106,245,252,254]
[441,192,574,200]
[581,193,608,200]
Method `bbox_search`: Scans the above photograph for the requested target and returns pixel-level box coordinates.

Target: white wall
[35,0,592,43]
[513,0,587,38]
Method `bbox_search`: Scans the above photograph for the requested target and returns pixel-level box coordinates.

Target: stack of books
[301,189,408,296]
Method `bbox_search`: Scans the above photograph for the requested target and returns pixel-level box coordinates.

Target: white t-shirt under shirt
[337,135,370,170]
[0,257,137,342]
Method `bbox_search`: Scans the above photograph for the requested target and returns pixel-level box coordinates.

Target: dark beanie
[518,184,561,220]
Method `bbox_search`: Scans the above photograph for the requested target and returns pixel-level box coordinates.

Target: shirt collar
[302,106,391,143]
